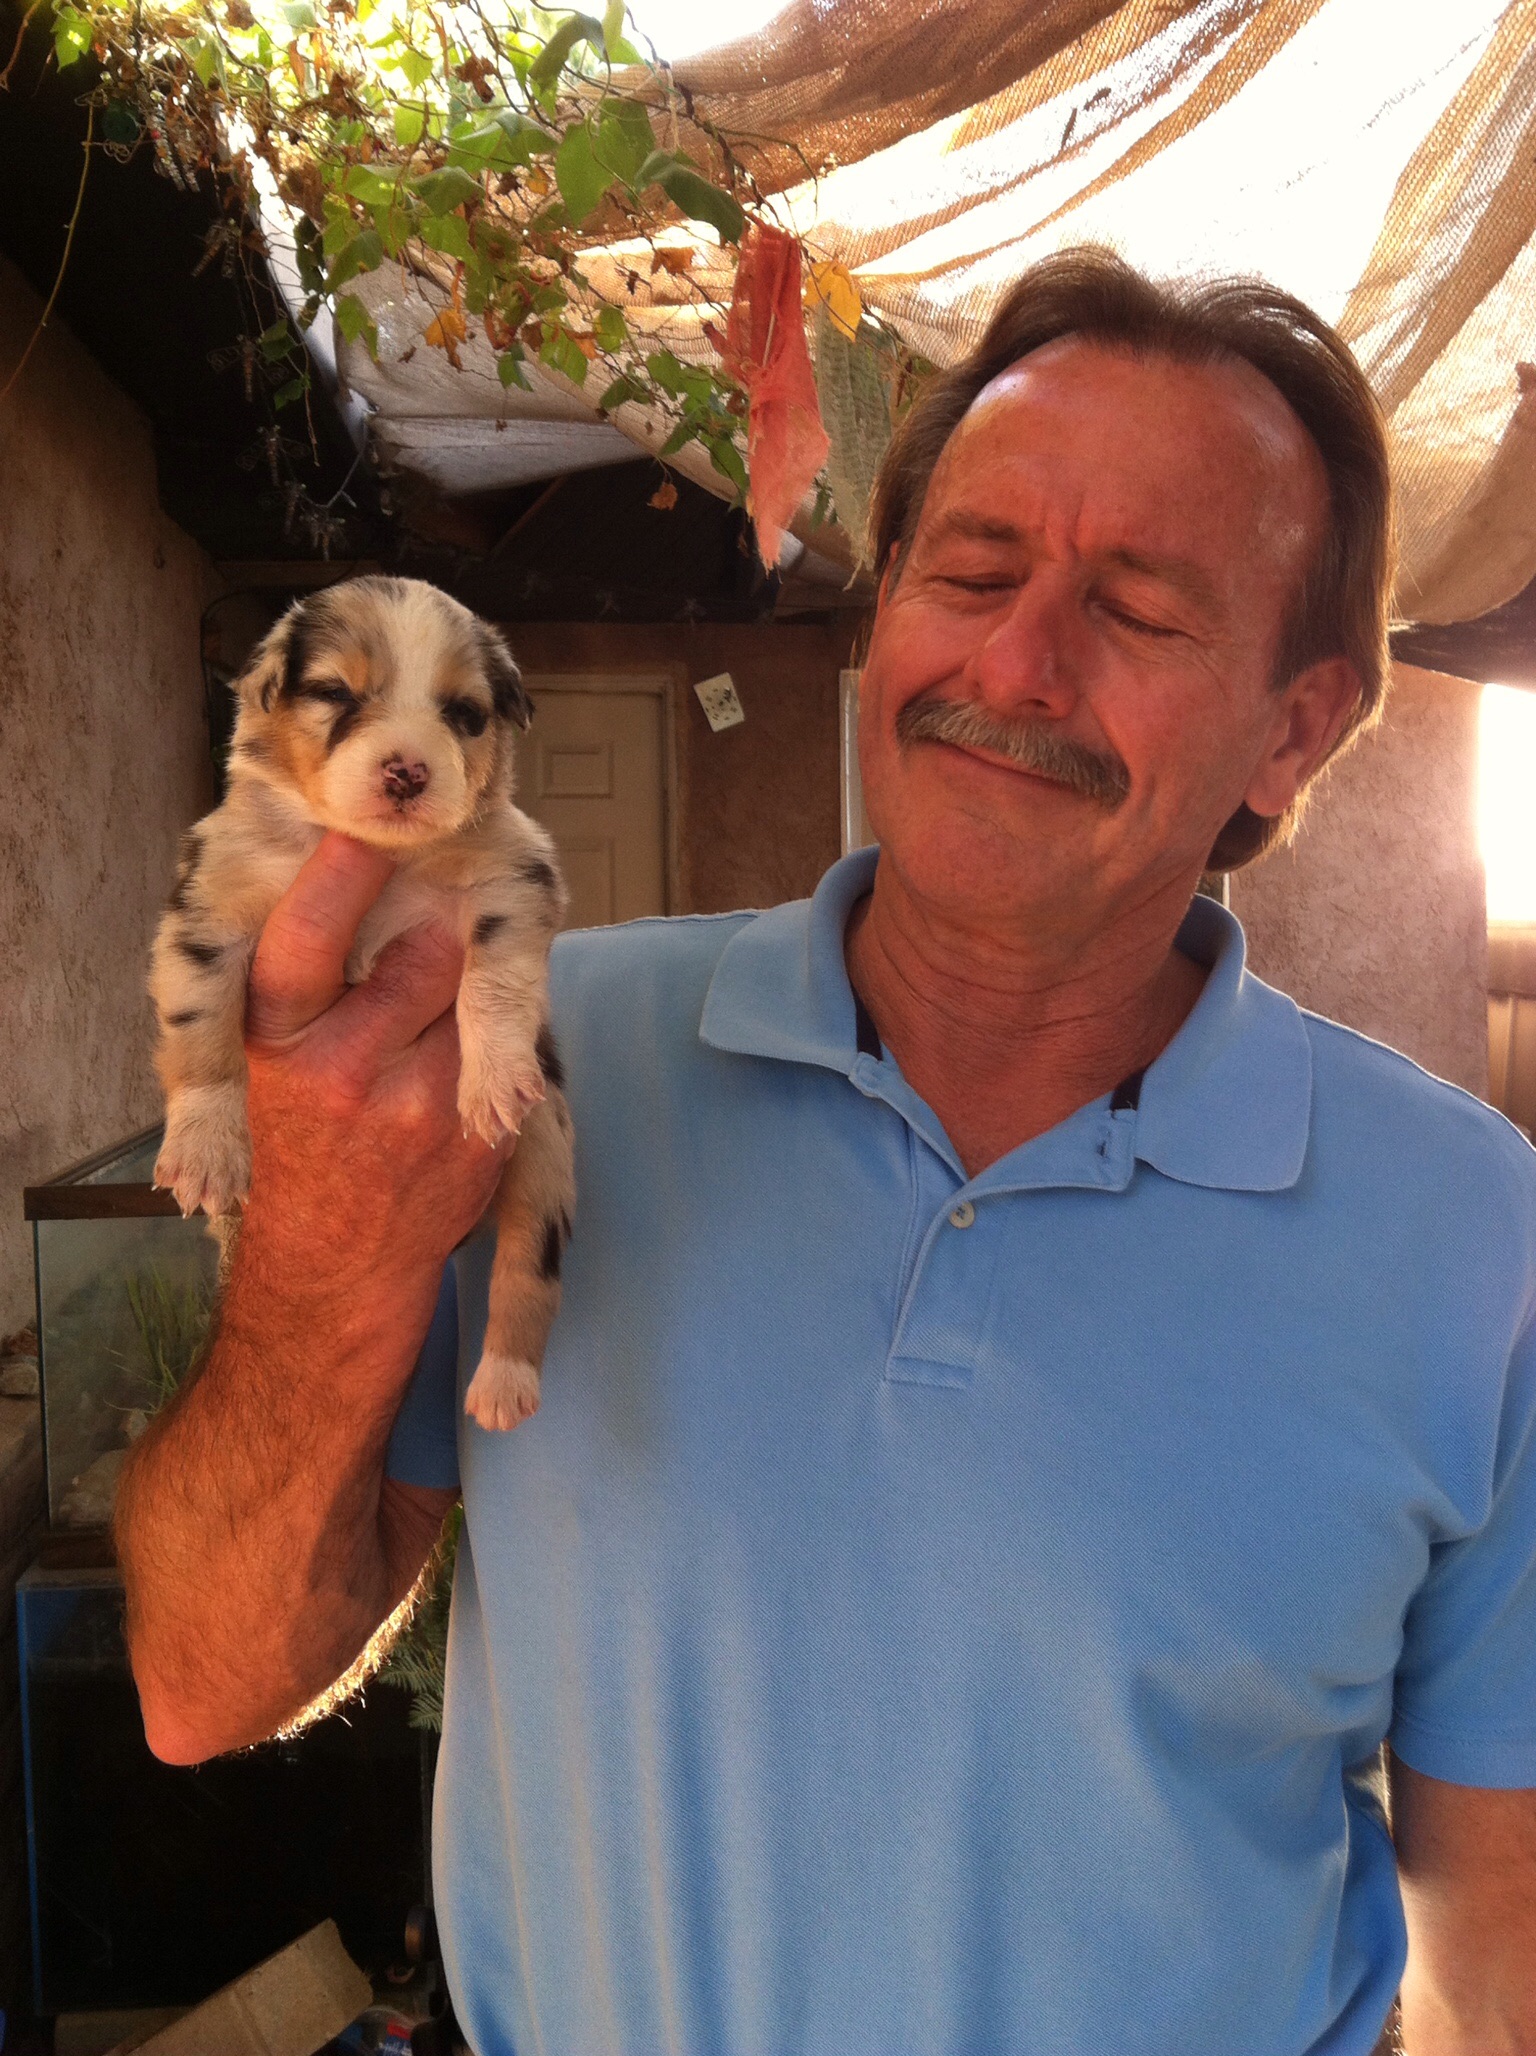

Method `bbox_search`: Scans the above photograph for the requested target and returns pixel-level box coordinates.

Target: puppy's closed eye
[297,681,360,709]
[443,697,490,739]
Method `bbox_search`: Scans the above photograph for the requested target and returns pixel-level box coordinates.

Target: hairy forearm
[1400,1972,1536,2055]
[1394,1761,1536,2056]
[116,1209,446,1763]
[1399,1936,1536,2055]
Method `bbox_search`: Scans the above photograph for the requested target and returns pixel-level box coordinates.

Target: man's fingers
[249,834,396,1047]
[322,922,467,1073]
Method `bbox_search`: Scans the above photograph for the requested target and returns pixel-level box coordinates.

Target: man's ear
[480,626,532,730]
[1244,657,1363,820]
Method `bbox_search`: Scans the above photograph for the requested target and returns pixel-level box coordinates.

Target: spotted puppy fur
[150,574,575,1432]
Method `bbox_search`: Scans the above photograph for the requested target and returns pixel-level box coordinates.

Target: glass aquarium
[17,1563,429,2013]
[23,1127,217,1529]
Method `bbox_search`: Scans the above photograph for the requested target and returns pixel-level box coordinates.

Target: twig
[0,100,94,408]
[0,0,42,91]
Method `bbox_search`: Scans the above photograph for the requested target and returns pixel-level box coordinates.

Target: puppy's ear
[236,606,300,713]
[479,626,532,731]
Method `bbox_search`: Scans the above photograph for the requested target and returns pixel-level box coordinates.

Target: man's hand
[118,833,500,1763]
[1394,1755,1536,2053]
[241,832,505,1297]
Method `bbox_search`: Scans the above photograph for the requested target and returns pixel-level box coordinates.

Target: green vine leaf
[540,326,590,385]
[656,163,744,243]
[595,96,654,183]
[341,163,399,208]
[498,349,532,389]
[418,212,472,260]
[51,6,90,65]
[593,304,627,352]
[101,99,139,145]
[412,164,479,215]
[333,292,378,357]
[528,11,604,90]
[327,228,384,291]
[554,120,613,225]
[708,433,748,494]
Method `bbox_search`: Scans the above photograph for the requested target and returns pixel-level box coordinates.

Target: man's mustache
[895,696,1131,811]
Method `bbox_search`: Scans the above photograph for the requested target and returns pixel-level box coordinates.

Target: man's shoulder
[552,908,758,986]
[1298,1002,1536,1204]
[548,909,761,1056]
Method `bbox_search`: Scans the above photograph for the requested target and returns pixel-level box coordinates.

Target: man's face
[857,337,1344,931]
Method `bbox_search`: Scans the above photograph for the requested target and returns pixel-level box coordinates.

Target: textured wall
[496,619,848,914]
[0,255,216,1332]
[1230,663,1488,1097]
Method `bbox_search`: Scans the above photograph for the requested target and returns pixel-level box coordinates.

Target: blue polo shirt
[386,848,1536,2056]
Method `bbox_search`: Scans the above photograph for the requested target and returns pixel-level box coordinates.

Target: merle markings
[536,1024,566,1091]
[478,627,532,729]
[539,1217,564,1282]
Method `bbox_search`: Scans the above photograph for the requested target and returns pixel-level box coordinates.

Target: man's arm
[116,835,506,1764]
[1393,1755,1536,2054]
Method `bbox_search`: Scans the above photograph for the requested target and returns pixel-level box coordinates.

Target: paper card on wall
[694,673,746,732]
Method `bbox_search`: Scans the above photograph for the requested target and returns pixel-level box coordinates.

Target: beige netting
[337,0,1536,625]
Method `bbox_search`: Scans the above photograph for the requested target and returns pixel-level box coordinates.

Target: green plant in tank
[379,1501,460,1732]
[125,1265,215,1410]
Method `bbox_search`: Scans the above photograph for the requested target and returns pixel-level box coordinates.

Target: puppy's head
[230,576,530,848]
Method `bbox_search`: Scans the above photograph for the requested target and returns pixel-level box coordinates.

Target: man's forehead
[920,334,1325,584]
[961,333,1313,458]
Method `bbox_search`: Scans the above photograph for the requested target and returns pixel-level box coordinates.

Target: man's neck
[844,868,1210,1178]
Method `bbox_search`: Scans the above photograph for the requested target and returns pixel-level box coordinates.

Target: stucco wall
[0,254,216,1330]
[1229,662,1488,1097]
[0,258,213,2015]
[495,619,848,914]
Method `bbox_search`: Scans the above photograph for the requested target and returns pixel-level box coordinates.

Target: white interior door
[520,686,667,929]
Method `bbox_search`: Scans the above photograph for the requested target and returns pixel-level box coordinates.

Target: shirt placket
[847,1055,1142,1393]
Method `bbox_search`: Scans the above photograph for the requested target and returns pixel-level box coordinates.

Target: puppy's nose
[382,756,430,800]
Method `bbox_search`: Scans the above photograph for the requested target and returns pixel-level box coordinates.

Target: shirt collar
[699,848,1311,1195]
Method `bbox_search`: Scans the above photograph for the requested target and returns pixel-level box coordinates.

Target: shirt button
[948,1200,976,1229]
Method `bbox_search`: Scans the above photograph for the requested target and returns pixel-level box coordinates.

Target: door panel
[520,690,666,929]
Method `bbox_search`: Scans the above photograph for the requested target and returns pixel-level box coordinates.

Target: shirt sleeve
[1390,1307,1536,1788]
[384,1262,462,1491]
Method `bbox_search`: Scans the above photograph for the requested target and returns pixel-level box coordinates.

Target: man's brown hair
[867,246,1396,870]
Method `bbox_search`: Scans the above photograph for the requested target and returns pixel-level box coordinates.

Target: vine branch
[0,97,94,408]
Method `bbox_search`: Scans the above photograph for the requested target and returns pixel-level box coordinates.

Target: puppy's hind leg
[463,1088,576,1433]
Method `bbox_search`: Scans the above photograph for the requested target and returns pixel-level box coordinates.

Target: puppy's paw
[154,1087,251,1218]
[464,1352,541,1432]
[457,1048,545,1148]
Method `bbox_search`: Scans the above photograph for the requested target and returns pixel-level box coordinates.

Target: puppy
[149,574,574,1431]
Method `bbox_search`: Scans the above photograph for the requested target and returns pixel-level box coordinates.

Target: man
[118,251,1536,2055]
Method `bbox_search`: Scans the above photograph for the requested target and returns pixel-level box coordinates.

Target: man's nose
[968,572,1082,719]
[381,755,430,800]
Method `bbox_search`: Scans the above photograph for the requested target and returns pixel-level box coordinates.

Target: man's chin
[874,803,1102,914]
